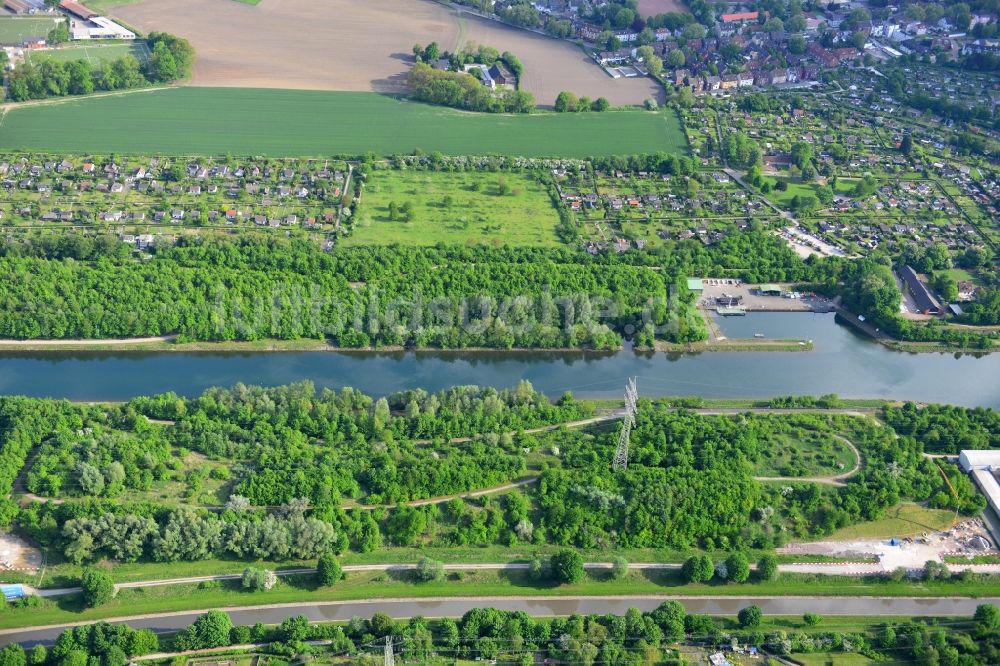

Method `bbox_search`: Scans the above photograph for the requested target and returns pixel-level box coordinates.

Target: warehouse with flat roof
[960,450,1000,545]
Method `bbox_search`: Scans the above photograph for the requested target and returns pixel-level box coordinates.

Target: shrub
[528,558,545,581]
[550,549,584,584]
[415,556,445,582]
[242,567,277,591]
[738,604,762,628]
[316,552,342,586]
[611,556,628,580]
[757,554,778,581]
[725,552,751,583]
[975,603,1000,629]
[80,569,115,608]
[803,612,821,627]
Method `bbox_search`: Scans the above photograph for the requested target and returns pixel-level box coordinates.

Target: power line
[612,377,638,472]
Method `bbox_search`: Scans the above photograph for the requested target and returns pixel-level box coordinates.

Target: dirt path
[0,335,177,347]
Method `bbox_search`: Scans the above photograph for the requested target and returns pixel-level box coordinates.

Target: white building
[70,16,135,40]
[959,450,1000,472]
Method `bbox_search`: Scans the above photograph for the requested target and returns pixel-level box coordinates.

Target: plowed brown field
[113,0,662,106]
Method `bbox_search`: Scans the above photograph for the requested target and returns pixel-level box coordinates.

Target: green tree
[975,603,1000,629]
[803,612,821,626]
[80,569,115,607]
[551,549,584,584]
[666,48,685,69]
[757,554,778,581]
[725,552,750,583]
[611,556,628,580]
[316,552,341,586]
[415,556,444,582]
[554,91,578,112]
[738,605,762,628]
[591,97,610,112]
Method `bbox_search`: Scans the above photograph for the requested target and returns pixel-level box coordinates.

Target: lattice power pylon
[384,636,395,666]
[612,377,638,471]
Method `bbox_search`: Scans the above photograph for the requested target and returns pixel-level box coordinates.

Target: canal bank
[0,313,996,406]
[1,596,996,647]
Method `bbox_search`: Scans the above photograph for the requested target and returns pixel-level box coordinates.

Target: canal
[1,595,997,646]
[0,313,997,405]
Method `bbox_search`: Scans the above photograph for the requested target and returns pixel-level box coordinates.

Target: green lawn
[761,176,824,208]
[0,17,61,45]
[27,42,150,66]
[754,430,857,478]
[0,88,688,158]
[347,170,561,246]
[827,503,957,540]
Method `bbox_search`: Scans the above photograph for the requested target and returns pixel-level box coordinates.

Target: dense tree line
[6,603,999,665]
[407,63,534,113]
[5,33,193,103]
[885,402,1000,453]
[0,235,711,348]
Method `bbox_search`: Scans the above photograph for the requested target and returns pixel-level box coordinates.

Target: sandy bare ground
[112,0,661,106]
[637,0,689,17]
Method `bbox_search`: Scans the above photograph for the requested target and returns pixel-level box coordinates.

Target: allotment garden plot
[555,167,779,251]
[348,170,561,247]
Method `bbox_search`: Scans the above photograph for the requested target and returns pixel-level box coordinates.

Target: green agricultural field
[347,170,561,246]
[26,41,151,65]
[0,16,61,45]
[0,88,688,158]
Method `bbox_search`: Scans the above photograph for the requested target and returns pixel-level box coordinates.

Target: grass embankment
[2,569,997,631]
[655,339,815,352]
[0,89,687,158]
[826,503,958,540]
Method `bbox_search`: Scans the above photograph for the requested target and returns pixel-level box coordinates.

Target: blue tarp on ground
[0,584,24,600]
[890,537,901,546]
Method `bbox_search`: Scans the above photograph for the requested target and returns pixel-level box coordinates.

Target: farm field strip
[0,88,687,158]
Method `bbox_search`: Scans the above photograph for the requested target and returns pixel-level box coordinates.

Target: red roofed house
[721,11,759,23]
[60,0,97,20]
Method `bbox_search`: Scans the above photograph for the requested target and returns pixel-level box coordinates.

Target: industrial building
[898,264,941,315]
[59,0,134,40]
[960,450,1000,545]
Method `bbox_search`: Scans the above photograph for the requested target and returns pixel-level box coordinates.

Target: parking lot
[698,279,835,312]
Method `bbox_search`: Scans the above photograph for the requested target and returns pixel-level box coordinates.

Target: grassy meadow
[0,88,688,158]
[26,42,151,66]
[826,503,958,540]
[347,170,561,246]
[0,16,61,44]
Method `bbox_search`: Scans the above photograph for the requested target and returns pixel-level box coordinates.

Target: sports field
[26,42,150,65]
[0,88,688,158]
[346,170,561,247]
[0,17,61,45]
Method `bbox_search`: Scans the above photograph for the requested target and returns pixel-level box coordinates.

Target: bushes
[682,555,714,583]
[550,549,584,584]
[415,556,445,582]
[174,611,233,651]
[738,604,762,628]
[757,554,778,581]
[80,569,115,608]
[726,553,750,583]
[241,567,277,591]
[316,553,342,586]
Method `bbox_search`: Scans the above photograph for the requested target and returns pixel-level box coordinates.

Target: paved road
[2,595,997,647]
